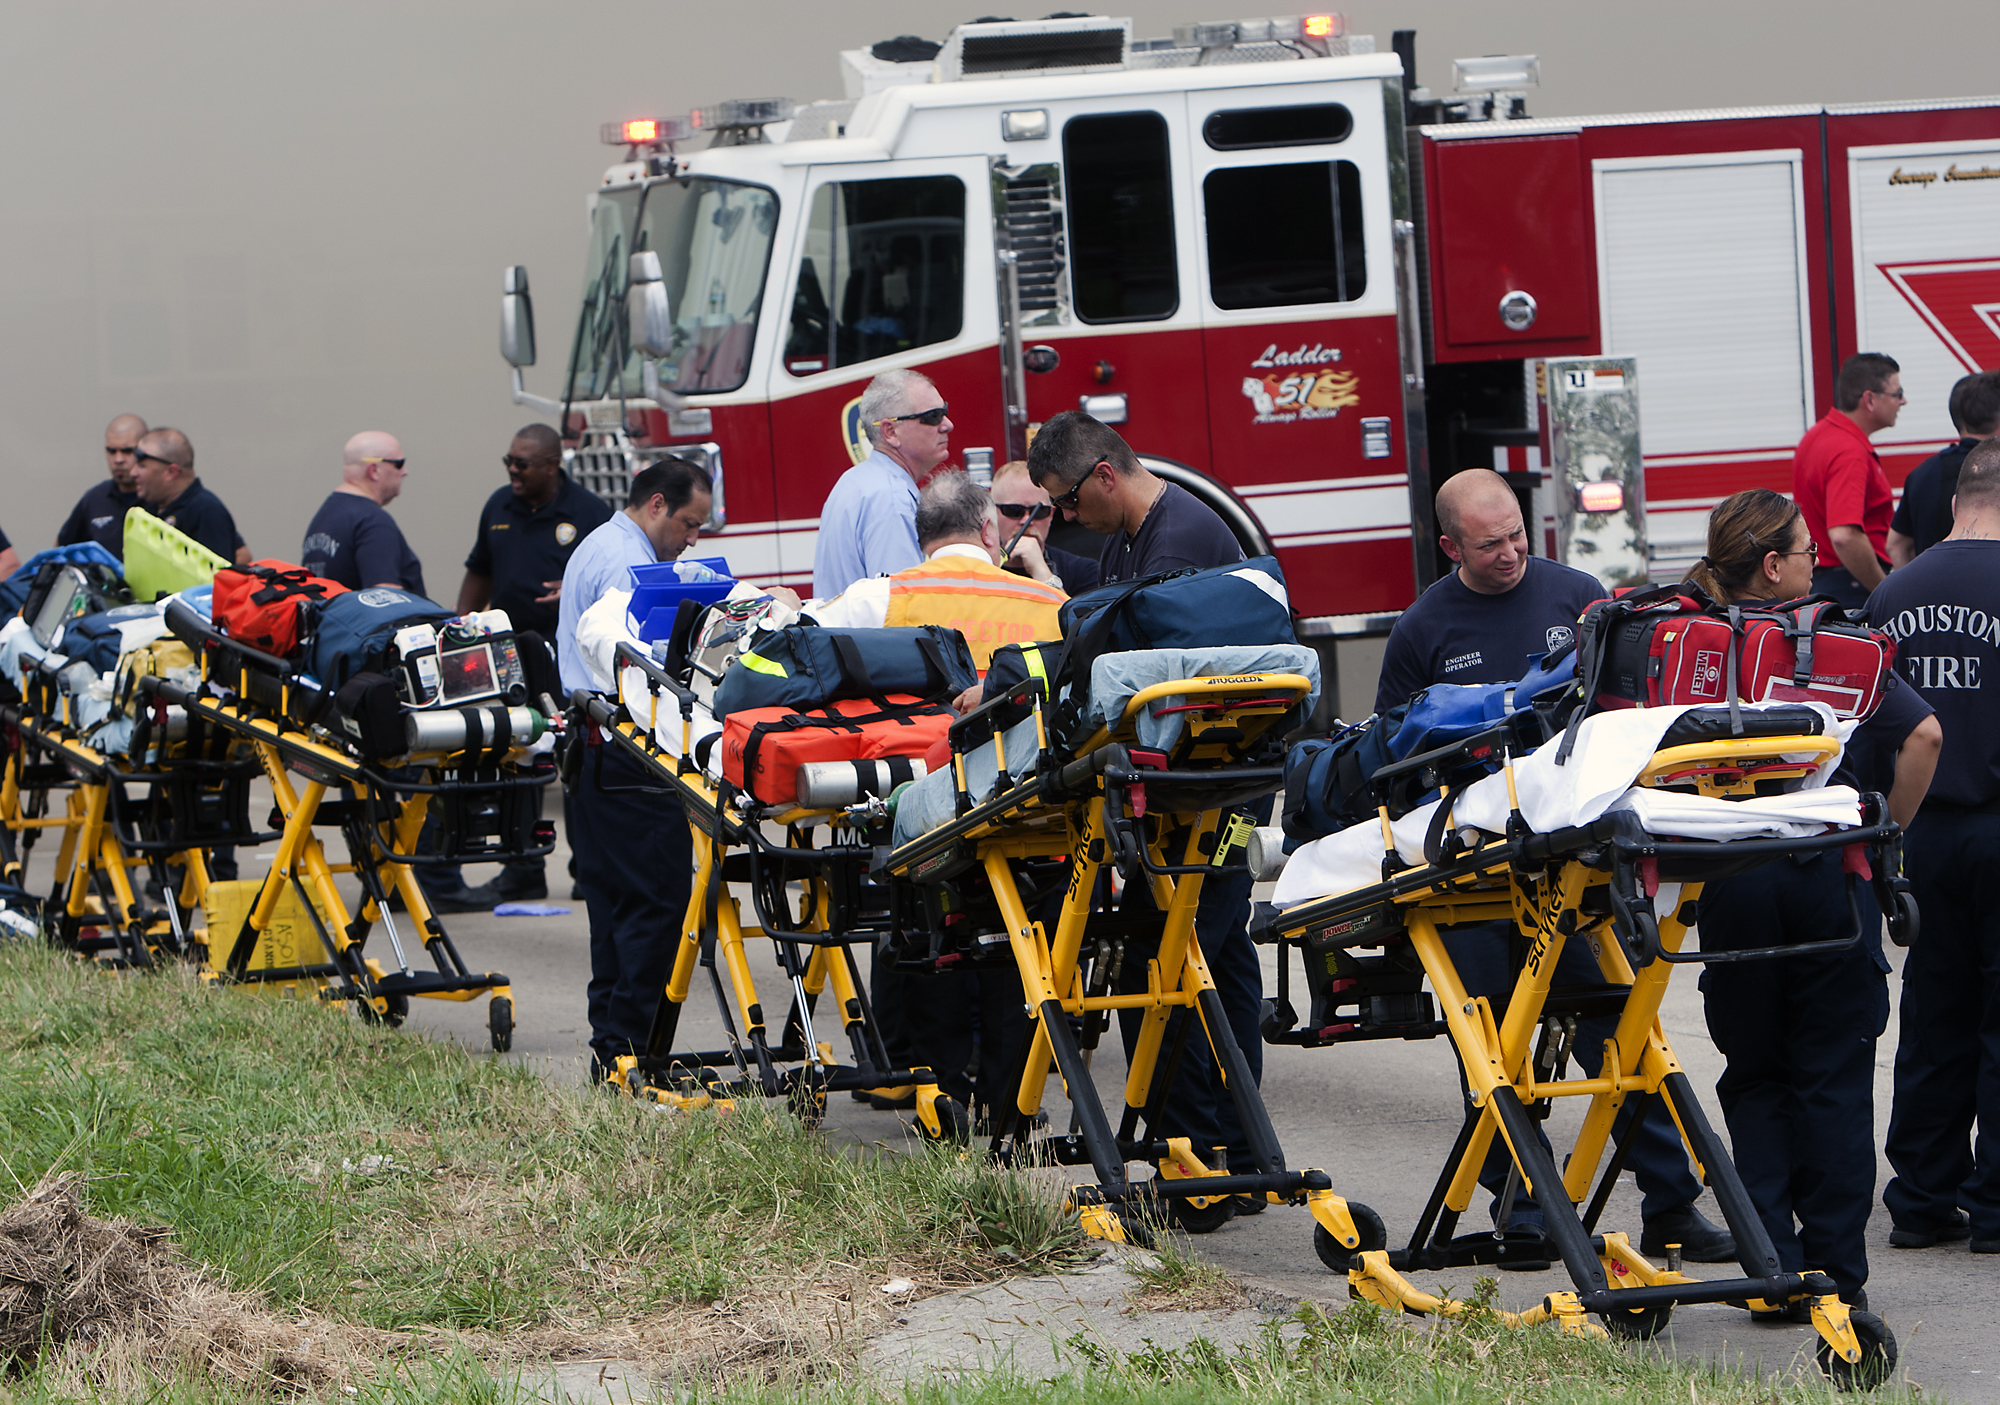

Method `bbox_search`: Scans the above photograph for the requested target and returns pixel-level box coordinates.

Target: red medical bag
[720,695,954,806]
[212,560,350,658]
[1586,591,1895,719]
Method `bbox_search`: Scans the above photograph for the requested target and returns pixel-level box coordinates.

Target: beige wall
[1,0,1988,590]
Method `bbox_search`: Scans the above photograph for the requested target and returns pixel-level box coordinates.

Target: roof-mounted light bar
[600,116,694,147]
[692,97,797,132]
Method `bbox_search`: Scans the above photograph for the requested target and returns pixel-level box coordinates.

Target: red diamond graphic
[1878,259,2000,372]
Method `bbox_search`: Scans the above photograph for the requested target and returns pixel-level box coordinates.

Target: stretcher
[0,614,258,968]
[874,645,1373,1250]
[150,598,535,1048]
[1260,700,1909,1387]
[575,636,959,1129]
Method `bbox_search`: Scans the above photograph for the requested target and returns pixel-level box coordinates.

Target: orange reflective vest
[882,555,1066,672]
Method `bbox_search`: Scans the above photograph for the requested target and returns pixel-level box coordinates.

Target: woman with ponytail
[1689,489,1940,1317]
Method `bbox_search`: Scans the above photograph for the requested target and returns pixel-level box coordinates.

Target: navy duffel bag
[711,624,978,722]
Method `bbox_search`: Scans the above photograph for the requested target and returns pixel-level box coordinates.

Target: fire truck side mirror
[627,250,675,359]
[501,266,536,368]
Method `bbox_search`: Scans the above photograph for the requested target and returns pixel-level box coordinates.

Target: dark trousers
[1116,862,1270,1173]
[571,744,692,1071]
[1812,565,1876,612]
[1443,919,1702,1224]
[1884,807,2000,1238]
[1699,852,1888,1298]
[902,968,1031,1110]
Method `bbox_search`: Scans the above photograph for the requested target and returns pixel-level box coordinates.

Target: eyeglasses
[503,454,558,472]
[995,501,1052,522]
[1774,542,1820,561]
[361,456,407,470]
[132,449,185,470]
[1871,387,1908,402]
[876,402,949,427]
[1051,463,1104,511]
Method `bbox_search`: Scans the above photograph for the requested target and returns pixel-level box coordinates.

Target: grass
[1122,1233,1250,1313]
[0,940,1917,1404]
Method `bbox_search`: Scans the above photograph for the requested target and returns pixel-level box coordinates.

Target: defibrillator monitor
[29,568,87,651]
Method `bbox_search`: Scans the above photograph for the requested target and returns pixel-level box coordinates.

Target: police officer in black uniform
[1688,489,1939,1313]
[1376,468,1735,1265]
[1871,436,2000,1255]
[1886,371,1999,567]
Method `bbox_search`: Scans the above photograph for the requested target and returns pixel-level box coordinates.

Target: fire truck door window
[563,187,642,406]
[783,176,965,376]
[1201,104,1353,151]
[636,179,779,394]
[1203,161,1366,309]
[1062,111,1178,323]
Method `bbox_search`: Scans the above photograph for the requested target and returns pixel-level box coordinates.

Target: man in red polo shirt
[1792,352,1903,608]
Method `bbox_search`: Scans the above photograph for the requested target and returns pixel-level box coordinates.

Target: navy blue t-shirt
[1047,543,1102,595]
[57,480,140,558]
[1375,556,1603,713]
[144,480,245,563]
[1869,538,2000,808]
[1889,437,1978,560]
[1097,480,1243,584]
[464,473,613,638]
[302,492,425,595]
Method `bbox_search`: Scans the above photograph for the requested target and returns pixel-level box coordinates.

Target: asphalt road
[36,794,1995,1398]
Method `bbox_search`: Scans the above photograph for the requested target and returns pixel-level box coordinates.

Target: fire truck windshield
[563,177,778,406]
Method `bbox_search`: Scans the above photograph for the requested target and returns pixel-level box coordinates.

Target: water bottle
[673,558,725,584]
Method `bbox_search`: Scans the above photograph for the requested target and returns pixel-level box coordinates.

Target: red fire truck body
[498,15,2000,635]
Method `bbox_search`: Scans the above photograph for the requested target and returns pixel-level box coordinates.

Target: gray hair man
[810,368,954,599]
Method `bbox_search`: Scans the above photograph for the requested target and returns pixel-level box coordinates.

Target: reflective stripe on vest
[882,556,1066,671]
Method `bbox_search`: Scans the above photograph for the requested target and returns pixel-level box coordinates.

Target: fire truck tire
[1137,457,1274,559]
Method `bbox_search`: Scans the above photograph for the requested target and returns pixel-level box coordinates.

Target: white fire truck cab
[498,13,2000,643]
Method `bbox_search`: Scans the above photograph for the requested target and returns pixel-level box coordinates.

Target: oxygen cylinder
[795,757,929,809]
[1244,826,1289,883]
[404,706,547,754]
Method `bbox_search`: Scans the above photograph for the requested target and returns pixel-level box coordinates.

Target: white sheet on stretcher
[1272,701,1858,908]
[889,645,1321,850]
[0,604,188,756]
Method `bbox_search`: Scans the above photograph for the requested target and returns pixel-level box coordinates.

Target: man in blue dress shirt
[812,369,953,599]
[559,455,713,1080]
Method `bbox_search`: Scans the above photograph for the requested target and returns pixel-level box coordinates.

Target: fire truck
[497,13,2000,646]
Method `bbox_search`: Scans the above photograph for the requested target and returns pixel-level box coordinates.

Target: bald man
[132,427,249,566]
[301,431,425,594]
[1371,468,1735,1265]
[57,413,149,557]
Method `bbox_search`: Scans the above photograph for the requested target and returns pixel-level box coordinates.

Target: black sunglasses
[503,454,558,471]
[1051,462,1104,510]
[133,449,185,469]
[878,402,949,427]
[996,501,1052,522]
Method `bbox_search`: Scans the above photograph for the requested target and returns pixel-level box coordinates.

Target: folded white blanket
[1273,702,1856,908]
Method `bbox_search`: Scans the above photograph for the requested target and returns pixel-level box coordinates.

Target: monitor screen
[438,643,497,703]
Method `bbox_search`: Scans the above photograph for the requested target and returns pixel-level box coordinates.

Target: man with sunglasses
[456,424,611,638]
[57,414,149,558]
[130,427,249,566]
[301,431,425,593]
[1793,352,1905,609]
[812,370,952,599]
[991,460,1100,595]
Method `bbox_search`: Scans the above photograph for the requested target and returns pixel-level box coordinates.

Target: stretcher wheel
[1817,1310,1897,1391]
[1313,1202,1387,1273]
[1601,1302,1673,1339]
[487,996,514,1053]
[357,992,408,1028]
[1161,1187,1236,1235]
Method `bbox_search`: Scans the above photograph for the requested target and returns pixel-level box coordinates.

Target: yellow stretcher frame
[577,642,954,1130]
[877,668,1365,1251]
[1266,718,1903,1384]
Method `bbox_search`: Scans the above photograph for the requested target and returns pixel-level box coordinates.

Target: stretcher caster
[1600,1302,1673,1340]
[1161,1187,1236,1235]
[913,1088,970,1144]
[487,996,514,1053]
[1818,1309,1897,1391]
[1312,1202,1386,1273]
[357,992,408,1028]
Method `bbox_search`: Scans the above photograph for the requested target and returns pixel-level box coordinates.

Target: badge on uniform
[556,522,577,546]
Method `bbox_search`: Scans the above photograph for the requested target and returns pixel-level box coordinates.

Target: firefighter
[812,369,952,600]
[57,414,147,558]
[1688,489,1938,1314]
[558,457,711,1082]
[1886,371,2000,567]
[130,427,250,566]
[300,432,424,593]
[1792,352,1902,610]
[990,460,1100,595]
[1375,467,1735,1266]
[1871,438,2000,1256]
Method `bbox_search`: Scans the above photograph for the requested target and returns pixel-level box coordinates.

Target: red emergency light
[599,116,693,147]
[1577,481,1625,515]
[1303,14,1338,38]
